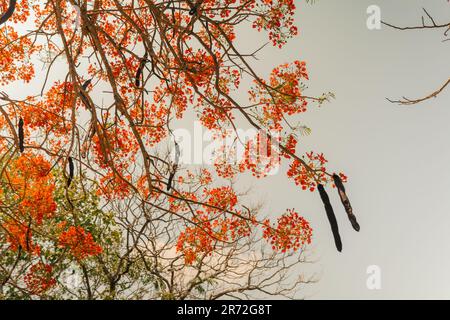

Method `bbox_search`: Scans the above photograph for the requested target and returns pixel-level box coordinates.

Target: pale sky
[2,0,450,300]
[245,0,450,299]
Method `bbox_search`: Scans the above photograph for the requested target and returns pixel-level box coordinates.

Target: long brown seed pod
[189,7,197,15]
[67,157,74,187]
[25,218,32,252]
[81,78,92,91]
[333,174,360,232]
[167,164,178,191]
[0,0,16,26]
[167,171,175,191]
[189,0,200,15]
[18,117,24,153]
[167,140,181,191]
[318,184,342,252]
[135,55,147,87]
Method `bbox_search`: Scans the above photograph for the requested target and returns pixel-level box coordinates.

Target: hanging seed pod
[25,218,32,252]
[135,70,142,87]
[318,184,342,252]
[333,174,360,232]
[167,165,177,191]
[79,91,90,108]
[167,141,180,191]
[167,172,175,191]
[189,3,198,15]
[0,0,16,26]
[135,57,147,87]
[67,157,74,187]
[18,117,24,153]
[81,78,92,91]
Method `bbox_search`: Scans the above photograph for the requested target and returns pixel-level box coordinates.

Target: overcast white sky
[244,0,450,299]
[2,0,450,300]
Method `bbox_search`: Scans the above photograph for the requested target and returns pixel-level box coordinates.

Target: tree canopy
[0,0,357,299]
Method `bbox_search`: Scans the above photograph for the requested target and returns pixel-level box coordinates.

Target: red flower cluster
[59,226,102,260]
[176,212,253,265]
[24,262,56,295]
[287,151,332,192]
[204,186,238,212]
[2,220,40,255]
[168,191,198,213]
[176,187,255,264]
[252,0,299,47]
[7,155,57,224]
[283,134,298,158]
[249,61,309,131]
[0,155,56,255]
[263,209,312,253]
[240,132,281,178]
[98,172,133,200]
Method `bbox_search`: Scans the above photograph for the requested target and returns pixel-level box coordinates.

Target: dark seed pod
[318,184,342,252]
[189,6,197,15]
[67,157,74,187]
[81,78,92,91]
[167,163,178,191]
[167,171,175,191]
[25,218,32,252]
[135,73,141,88]
[167,141,181,191]
[135,60,145,87]
[0,0,16,26]
[18,117,24,153]
[79,92,90,108]
[333,174,360,232]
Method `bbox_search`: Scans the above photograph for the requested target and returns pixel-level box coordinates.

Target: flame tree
[0,0,357,299]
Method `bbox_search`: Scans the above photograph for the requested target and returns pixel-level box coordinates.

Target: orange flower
[24,262,56,295]
[263,209,312,253]
[2,219,41,255]
[59,226,102,260]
